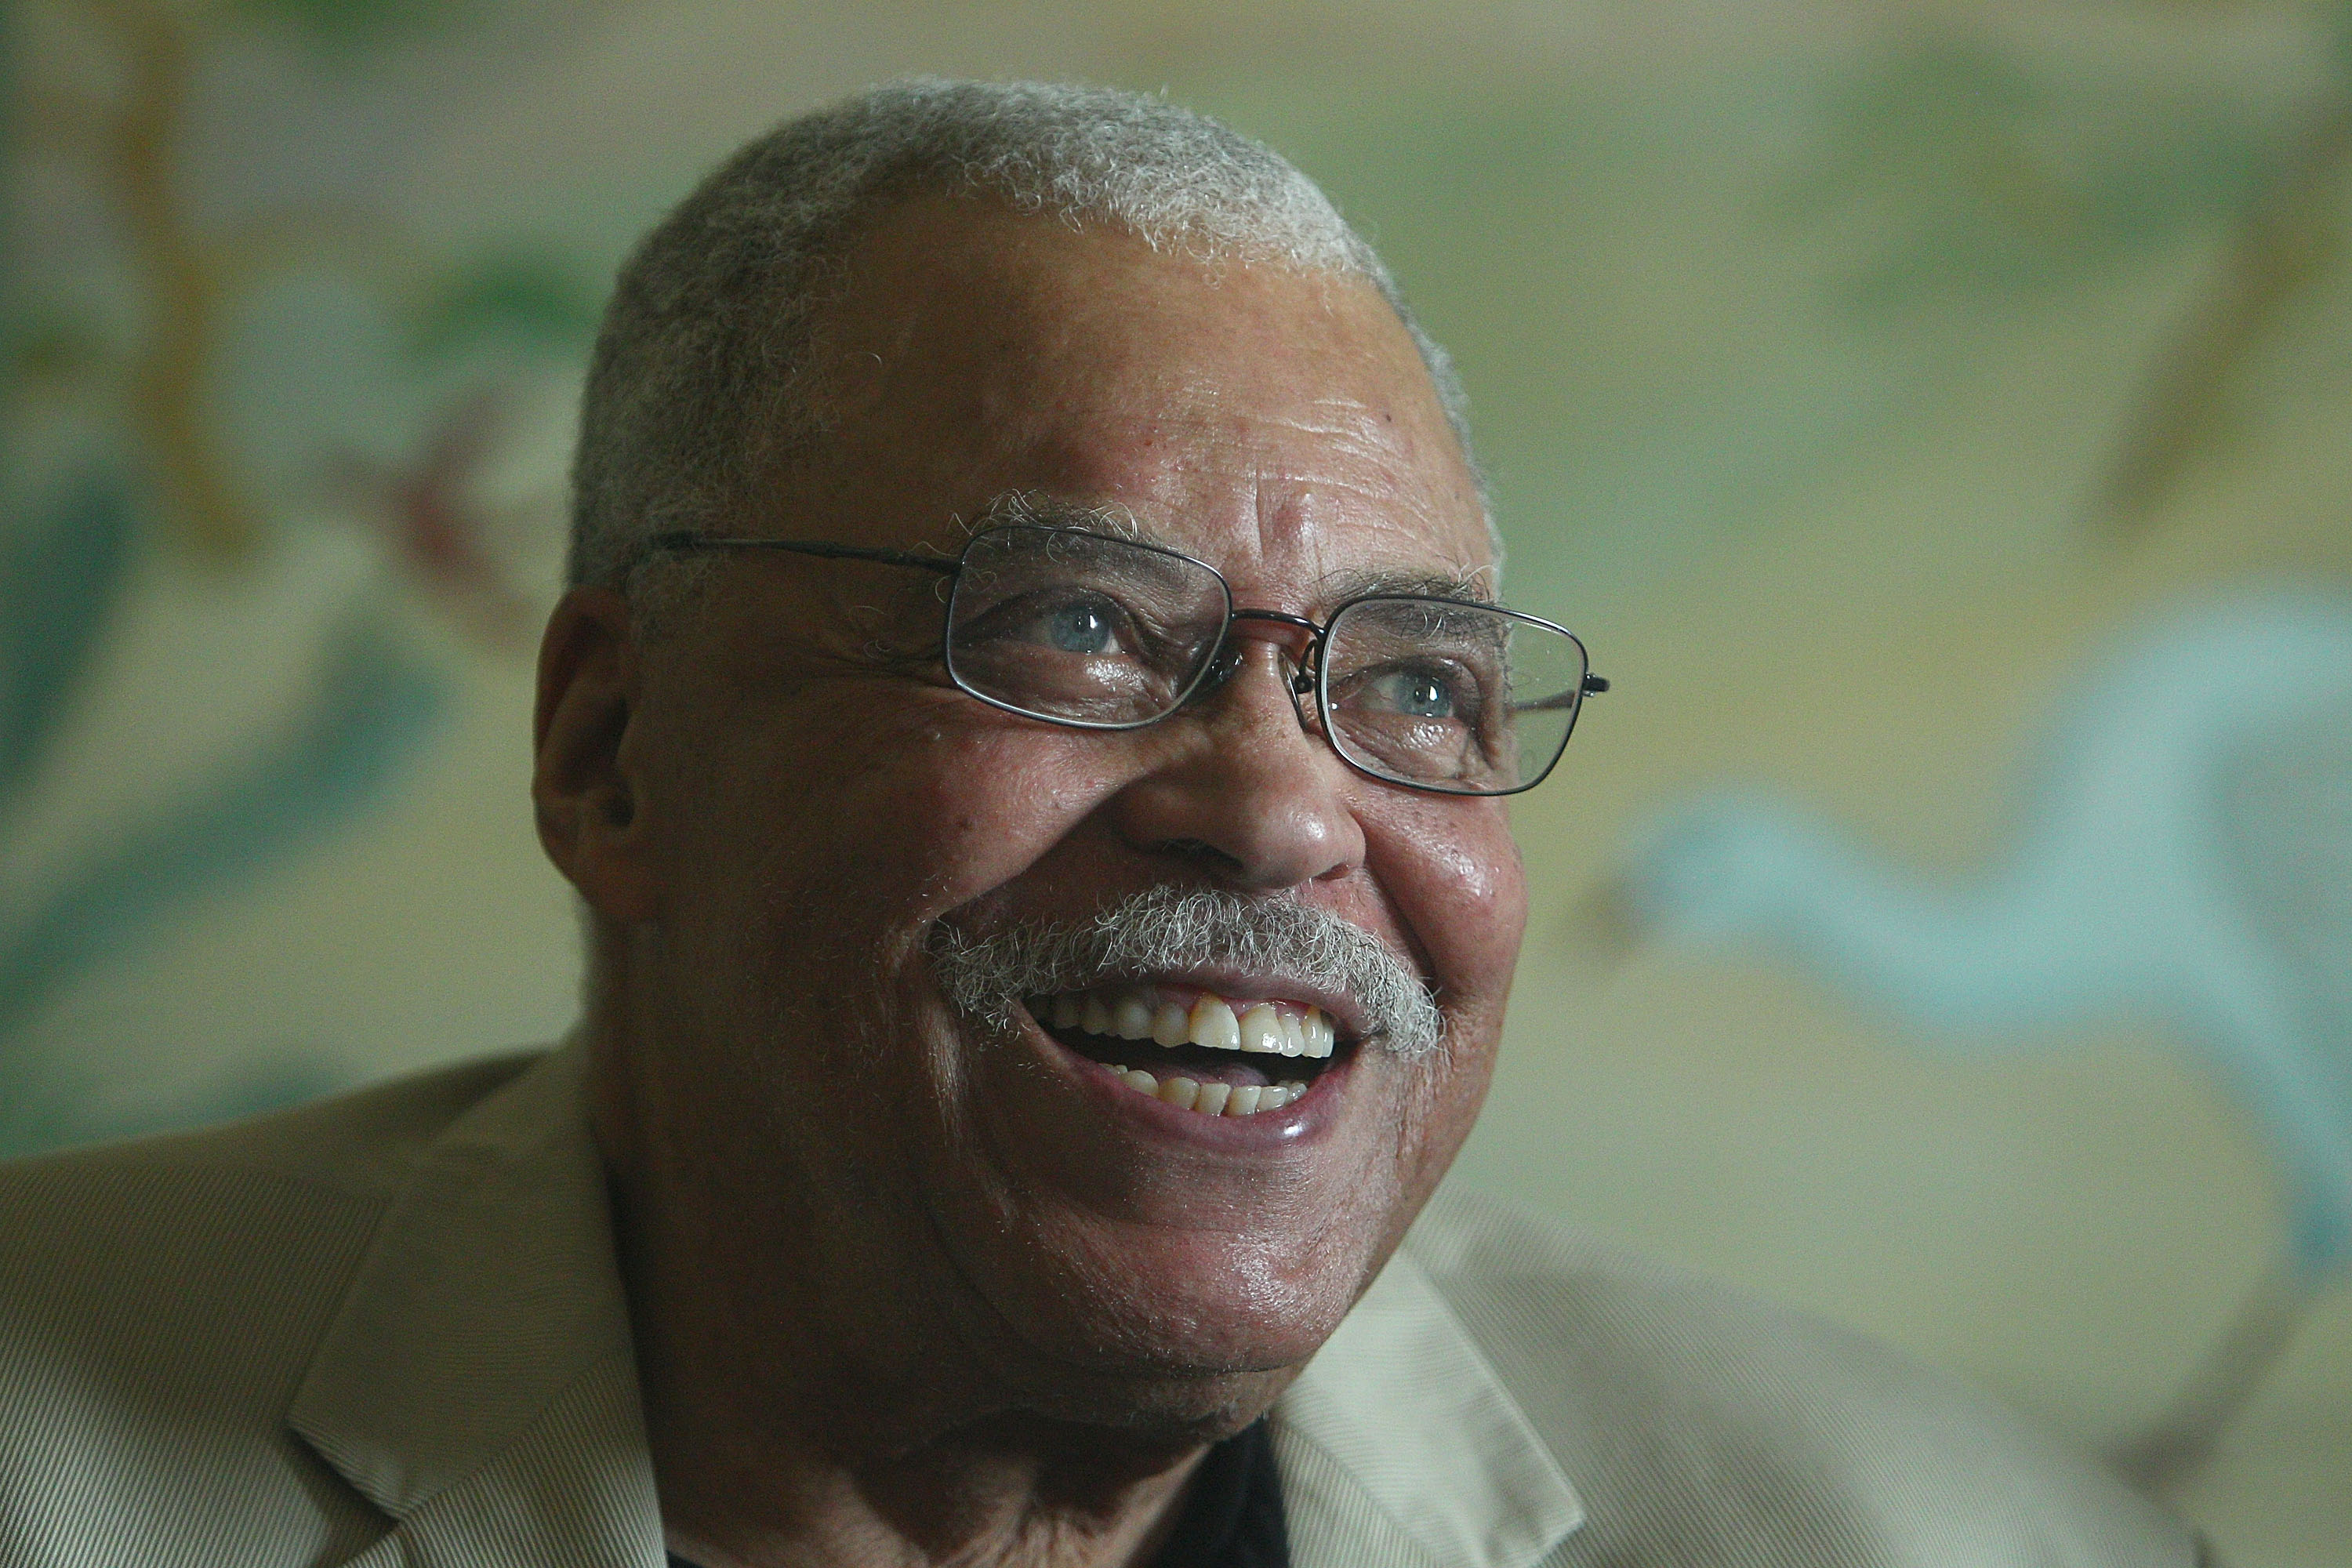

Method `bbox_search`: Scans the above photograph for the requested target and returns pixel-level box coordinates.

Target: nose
[1106,631,1365,892]
[1195,609,1322,714]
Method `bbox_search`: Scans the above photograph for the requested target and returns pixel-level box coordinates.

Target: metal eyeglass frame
[641,524,1610,797]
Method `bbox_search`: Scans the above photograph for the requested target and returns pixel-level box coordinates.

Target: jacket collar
[290,1042,1581,1568]
[1272,1238,1585,1568]
[289,1040,665,1565]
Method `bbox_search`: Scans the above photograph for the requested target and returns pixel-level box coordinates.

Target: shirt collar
[1271,1231,1586,1568]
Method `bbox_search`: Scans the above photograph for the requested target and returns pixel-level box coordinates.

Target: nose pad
[1192,642,1318,734]
[1199,641,1243,695]
[1283,663,1319,733]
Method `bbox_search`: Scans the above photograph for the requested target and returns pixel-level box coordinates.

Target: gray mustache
[928,886,1443,1057]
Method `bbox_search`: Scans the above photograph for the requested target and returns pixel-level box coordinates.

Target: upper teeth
[1044,988,1338,1058]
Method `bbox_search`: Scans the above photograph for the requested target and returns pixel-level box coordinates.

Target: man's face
[597,198,1525,1432]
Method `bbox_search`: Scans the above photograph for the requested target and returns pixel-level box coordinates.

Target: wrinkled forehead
[793,196,1492,609]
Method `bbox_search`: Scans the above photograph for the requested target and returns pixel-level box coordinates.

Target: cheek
[670,694,1133,937]
[871,724,1134,920]
[1364,798,1527,1012]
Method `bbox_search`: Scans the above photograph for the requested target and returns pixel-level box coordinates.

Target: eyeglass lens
[1321,597,1586,795]
[942,524,1588,795]
[945,527,1232,726]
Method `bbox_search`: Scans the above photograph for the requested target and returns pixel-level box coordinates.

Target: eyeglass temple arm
[643,532,960,575]
[1512,675,1610,714]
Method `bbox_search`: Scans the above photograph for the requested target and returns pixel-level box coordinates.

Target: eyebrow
[973,492,1149,543]
[975,492,1500,608]
[1315,567,1497,607]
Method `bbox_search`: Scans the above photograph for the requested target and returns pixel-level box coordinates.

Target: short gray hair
[567,78,1489,591]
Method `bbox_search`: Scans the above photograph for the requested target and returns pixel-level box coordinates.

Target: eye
[960,590,1142,659]
[1045,599,1120,655]
[1361,666,1459,719]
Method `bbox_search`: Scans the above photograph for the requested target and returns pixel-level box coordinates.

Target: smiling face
[558,194,1526,1446]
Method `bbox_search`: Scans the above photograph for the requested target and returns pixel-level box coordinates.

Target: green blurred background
[5,2,2349,1560]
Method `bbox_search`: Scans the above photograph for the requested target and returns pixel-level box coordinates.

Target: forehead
[793,196,1491,603]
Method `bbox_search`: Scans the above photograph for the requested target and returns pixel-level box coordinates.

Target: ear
[533,588,659,923]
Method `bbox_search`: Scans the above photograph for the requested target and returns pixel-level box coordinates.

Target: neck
[612,1165,1216,1568]
[652,1403,1208,1568]
[583,990,1236,1568]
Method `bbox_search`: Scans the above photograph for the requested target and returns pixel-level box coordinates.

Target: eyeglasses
[644,523,1607,797]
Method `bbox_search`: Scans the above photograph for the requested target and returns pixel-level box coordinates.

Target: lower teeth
[1104,1067,1307,1117]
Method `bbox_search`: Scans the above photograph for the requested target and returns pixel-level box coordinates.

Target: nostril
[1160,837,1248,875]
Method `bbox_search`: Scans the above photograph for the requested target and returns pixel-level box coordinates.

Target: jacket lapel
[288,1042,666,1567]
[1273,1245,1585,1568]
[286,1041,1580,1568]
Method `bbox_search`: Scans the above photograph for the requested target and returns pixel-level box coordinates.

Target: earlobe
[532,588,659,922]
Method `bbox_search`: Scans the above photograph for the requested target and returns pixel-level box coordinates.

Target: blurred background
[5,0,2348,1559]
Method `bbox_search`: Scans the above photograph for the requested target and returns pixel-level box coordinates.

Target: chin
[1022,1370,1292,1451]
[985,1316,1313,1446]
[951,1210,1384,1413]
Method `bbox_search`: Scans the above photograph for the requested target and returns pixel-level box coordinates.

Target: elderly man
[2,82,2199,1567]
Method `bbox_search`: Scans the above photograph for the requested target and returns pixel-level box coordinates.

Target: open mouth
[1024,982,1353,1119]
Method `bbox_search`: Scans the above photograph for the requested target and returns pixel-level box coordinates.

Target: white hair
[567,78,1491,592]
[928,886,1446,1058]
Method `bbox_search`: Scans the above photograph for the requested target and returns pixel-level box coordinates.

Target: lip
[1021,1008,1354,1149]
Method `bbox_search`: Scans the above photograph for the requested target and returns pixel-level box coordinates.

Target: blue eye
[1366,668,1456,718]
[1047,602,1116,653]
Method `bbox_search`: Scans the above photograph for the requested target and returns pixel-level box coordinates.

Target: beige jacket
[0,1044,2199,1567]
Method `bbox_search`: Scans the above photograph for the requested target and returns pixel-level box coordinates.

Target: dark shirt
[1144,1418,1290,1568]
[666,1420,1288,1568]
